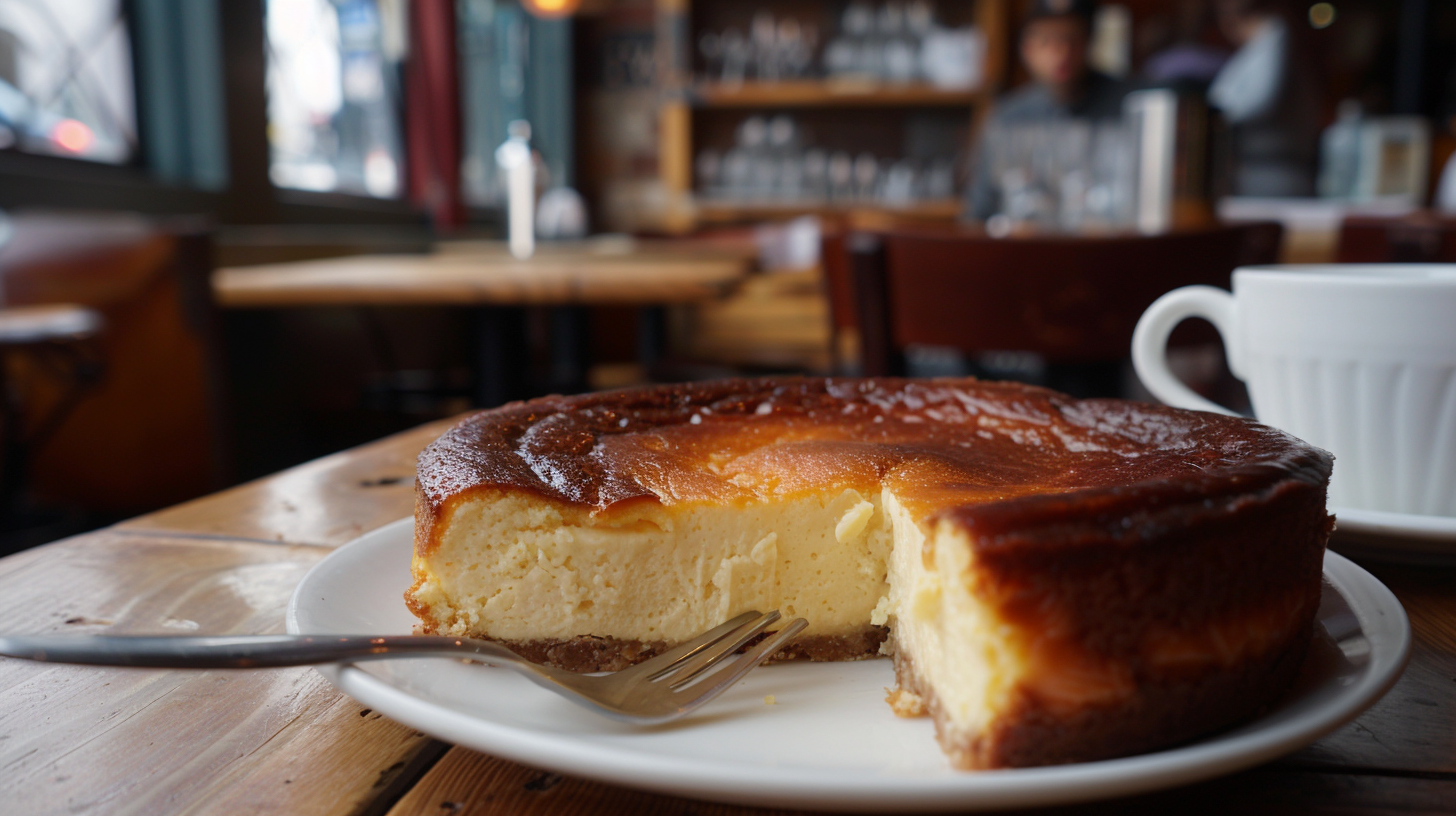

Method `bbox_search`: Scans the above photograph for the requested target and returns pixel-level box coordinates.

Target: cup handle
[1131,285,1240,417]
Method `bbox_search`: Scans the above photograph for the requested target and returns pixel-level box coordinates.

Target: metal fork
[0,610,808,724]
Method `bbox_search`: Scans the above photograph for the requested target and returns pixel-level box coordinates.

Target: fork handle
[0,634,520,670]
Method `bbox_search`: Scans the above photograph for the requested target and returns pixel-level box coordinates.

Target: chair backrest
[821,226,857,335]
[821,217,963,371]
[1336,213,1456,263]
[848,222,1283,376]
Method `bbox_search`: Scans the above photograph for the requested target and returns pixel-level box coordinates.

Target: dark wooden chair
[1336,213,1456,263]
[820,218,961,373]
[845,223,1284,395]
[820,224,858,372]
[0,303,105,530]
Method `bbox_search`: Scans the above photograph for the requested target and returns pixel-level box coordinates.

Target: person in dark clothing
[1208,0,1320,197]
[965,0,1129,221]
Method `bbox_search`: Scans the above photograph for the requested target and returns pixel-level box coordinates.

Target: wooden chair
[845,223,1284,395]
[0,304,105,529]
[820,215,960,373]
[0,213,228,522]
[820,223,858,372]
[1336,213,1456,263]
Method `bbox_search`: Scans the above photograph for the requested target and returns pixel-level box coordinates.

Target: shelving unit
[653,0,1011,232]
[693,81,987,109]
[695,198,962,224]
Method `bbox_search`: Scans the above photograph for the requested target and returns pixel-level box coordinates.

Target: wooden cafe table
[212,240,752,404]
[1,418,1454,815]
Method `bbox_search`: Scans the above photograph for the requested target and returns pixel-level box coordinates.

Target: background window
[458,0,573,207]
[266,0,406,199]
[0,0,138,164]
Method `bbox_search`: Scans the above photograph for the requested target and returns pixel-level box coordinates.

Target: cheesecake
[408,378,1333,768]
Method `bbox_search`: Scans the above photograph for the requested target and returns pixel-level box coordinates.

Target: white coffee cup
[1132,264,1456,517]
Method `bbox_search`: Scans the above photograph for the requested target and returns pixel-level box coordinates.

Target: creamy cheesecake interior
[409,480,1042,753]
[410,486,895,647]
[878,493,1032,762]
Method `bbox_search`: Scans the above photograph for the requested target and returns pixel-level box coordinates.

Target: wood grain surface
[213,250,749,309]
[116,416,459,547]
[3,414,1454,815]
[0,531,443,816]
[387,750,1456,816]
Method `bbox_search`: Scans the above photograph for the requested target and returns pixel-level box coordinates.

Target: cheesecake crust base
[413,624,889,673]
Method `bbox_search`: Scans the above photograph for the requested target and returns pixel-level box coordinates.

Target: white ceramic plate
[286,518,1411,813]
[1330,505,1456,565]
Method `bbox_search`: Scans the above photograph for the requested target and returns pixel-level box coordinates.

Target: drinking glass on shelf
[803,149,829,200]
[906,0,934,39]
[853,153,880,200]
[779,155,806,200]
[751,12,779,81]
[699,32,723,82]
[738,116,768,150]
[722,148,752,198]
[750,154,777,200]
[882,159,917,204]
[1002,165,1055,227]
[828,151,854,201]
[777,18,812,80]
[880,2,917,83]
[924,158,955,200]
[1058,168,1090,232]
[841,2,876,79]
[720,28,749,84]
[823,37,855,78]
[980,118,1141,232]
[767,115,798,152]
[767,115,801,198]
[696,149,722,198]
[1089,121,1135,228]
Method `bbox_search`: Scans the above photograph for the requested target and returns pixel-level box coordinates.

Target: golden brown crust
[885,474,1333,770]
[414,377,1333,560]
[891,616,1315,769]
[966,474,1333,674]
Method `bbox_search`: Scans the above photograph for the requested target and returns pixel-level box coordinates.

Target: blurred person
[965,0,1129,221]
[1208,0,1320,197]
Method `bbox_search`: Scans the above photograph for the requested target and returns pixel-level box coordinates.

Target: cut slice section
[408,486,895,670]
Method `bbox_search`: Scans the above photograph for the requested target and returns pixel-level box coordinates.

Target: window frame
[0,0,434,227]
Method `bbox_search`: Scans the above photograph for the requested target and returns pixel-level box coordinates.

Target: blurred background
[0,0,1453,552]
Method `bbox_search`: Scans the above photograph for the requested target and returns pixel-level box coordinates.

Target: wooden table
[213,241,752,404]
[213,242,750,309]
[2,420,1454,815]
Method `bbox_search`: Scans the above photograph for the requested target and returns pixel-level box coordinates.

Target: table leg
[547,306,591,395]
[1043,360,1125,399]
[637,306,667,374]
[471,307,529,408]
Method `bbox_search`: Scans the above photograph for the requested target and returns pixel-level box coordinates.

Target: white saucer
[1329,505,1456,564]
[286,518,1410,813]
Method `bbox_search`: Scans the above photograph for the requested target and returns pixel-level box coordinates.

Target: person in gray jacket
[964,0,1129,221]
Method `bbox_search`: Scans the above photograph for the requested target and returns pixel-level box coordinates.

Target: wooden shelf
[640,0,1009,233]
[693,80,985,108]
[695,199,962,223]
